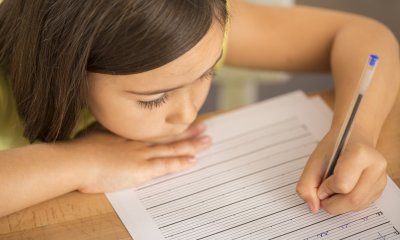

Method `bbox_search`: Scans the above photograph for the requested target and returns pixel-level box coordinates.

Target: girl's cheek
[195,78,212,109]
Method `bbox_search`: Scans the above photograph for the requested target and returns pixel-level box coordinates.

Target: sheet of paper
[107,91,400,240]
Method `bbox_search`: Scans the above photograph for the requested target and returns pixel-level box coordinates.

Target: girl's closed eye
[200,69,216,81]
[137,69,215,110]
[138,93,169,110]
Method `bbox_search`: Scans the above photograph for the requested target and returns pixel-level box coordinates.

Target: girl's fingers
[317,145,370,200]
[144,156,196,179]
[353,174,386,212]
[321,167,386,214]
[173,123,207,141]
[296,149,327,213]
[318,143,387,215]
[147,135,212,159]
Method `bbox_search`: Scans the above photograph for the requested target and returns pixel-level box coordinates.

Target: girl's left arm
[226,0,400,214]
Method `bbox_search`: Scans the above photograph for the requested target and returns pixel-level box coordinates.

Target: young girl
[0,0,399,218]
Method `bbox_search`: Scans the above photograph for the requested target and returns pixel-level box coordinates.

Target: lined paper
[107,91,400,240]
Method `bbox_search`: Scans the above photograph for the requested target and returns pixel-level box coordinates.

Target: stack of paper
[107,91,400,240]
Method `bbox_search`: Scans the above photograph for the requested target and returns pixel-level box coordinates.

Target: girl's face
[87,23,224,143]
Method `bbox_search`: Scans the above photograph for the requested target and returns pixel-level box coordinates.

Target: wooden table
[1,91,399,240]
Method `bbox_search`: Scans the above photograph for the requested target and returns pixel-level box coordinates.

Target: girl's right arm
[0,123,210,217]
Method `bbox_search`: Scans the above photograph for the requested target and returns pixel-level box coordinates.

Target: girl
[0,0,399,218]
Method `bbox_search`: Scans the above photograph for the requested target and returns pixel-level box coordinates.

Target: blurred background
[201,0,400,113]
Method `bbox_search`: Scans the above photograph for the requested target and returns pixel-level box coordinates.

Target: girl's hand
[296,130,387,214]
[66,123,211,193]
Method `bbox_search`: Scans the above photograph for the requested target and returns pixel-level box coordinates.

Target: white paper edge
[106,189,165,240]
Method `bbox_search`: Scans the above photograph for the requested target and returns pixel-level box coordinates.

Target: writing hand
[296,130,387,214]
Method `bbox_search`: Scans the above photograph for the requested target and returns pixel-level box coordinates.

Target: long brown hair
[0,0,227,142]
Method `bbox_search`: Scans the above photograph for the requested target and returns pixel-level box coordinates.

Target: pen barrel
[323,54,379,180]
[323,94,363,179]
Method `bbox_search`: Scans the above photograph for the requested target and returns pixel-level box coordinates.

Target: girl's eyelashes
[138,93,169,110]
[137,70,215,110]
[200,69,216,81]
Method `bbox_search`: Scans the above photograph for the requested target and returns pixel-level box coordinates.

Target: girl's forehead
[91,22,224,92]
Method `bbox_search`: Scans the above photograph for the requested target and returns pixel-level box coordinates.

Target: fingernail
[200,136,211,144]
[188,157,197,163]
[318,192,329,200]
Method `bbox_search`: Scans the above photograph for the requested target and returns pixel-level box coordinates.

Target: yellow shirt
[0,29,229,150]
[0,70,29,149]
[0,70,97,150]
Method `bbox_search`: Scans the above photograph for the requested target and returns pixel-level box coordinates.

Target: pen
[323,54,379,179]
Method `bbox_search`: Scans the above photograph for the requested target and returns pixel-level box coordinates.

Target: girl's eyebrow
[127,51,223,96]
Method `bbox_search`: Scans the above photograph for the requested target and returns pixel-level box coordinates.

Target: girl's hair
[0,0,227,142]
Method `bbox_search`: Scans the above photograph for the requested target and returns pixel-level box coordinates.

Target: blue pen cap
[369,54,379,66]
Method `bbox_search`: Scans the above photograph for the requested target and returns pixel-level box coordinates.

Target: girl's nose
[166,92,197,125]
